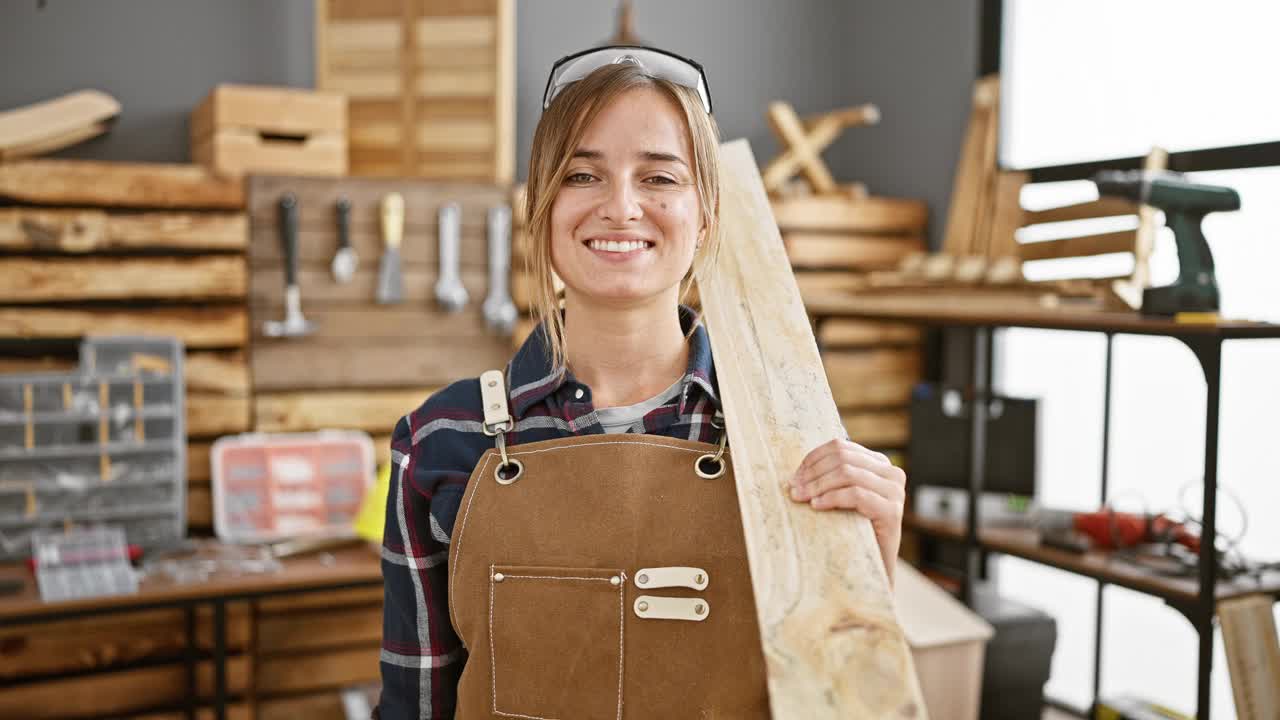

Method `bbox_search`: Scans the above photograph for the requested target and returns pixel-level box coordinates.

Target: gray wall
[0,0,978,249]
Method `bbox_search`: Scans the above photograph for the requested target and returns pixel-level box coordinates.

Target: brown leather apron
[447,371,770,719]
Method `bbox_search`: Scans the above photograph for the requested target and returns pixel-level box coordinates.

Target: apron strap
[479,369,523,484]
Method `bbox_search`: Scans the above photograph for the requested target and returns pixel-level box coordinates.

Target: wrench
[482,205,518,334]
[434,202,468,312]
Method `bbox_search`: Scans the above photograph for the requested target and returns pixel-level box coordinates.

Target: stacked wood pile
[775,191,928,456]
[316,0,515,183]
[0,159,250,535]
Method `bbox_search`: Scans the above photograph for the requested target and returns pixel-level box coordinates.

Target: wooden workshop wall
[0,159,251,536]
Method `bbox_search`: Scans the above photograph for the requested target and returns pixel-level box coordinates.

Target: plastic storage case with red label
[211,431,375,544]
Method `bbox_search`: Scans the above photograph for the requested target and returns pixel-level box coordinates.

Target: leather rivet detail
[487,380,498,387]
[637,600,649,612]
[695,603,705,615]
[638,573,649,585]
[694,573,705,585]
[609,576,621,586]
[493,572,505,582]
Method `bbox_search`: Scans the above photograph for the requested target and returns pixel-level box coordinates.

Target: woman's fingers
[792,444,890,487]
[790,462,904,504]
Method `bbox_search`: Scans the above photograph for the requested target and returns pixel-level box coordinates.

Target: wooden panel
[131,703,252,720]
[326,19,402,51]
[257,603,382,653]
[0,306,247,348]
[784,232,925,270]
[419,0,499,16]
[251,339,510,391]
[1017,230,1137,262]
[253,303,506,342]
[0,160,244,210]
[1023,197,1139,225]
[187,392,251,437]
[188,483,212,529]
[326,71,401,99]
[823,348,921,409]
[770,195,927,234]
[415,119,494,150]
[840,409,910,449]
[0,604,249,680]
[412,44,498,69]
[818,319,921,348]
[185,350,250,395]
[257,692,347,720]
[0,256,245,303]
[246,175,504,231]
[940,76,998,256]
[416,68,496,98]
[190,84,346,140]
[257,644,380,694]
[0,208,246,253]
[0,656,250,718]
[986,171,1028,258]
[255,387,433,433]
[414,17,495,48]
[699,140,923,717]
[194,131,347,179]
[250,267,485,307]
[256,584,383,612]
[187,440,212,484]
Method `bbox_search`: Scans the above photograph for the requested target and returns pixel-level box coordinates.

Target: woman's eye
[645,175,677,185]
[566,172,595,184]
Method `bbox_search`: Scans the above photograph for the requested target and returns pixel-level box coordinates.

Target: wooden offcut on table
[699,139,925,717]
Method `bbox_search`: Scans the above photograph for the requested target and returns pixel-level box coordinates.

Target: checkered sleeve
[377,410,468,719]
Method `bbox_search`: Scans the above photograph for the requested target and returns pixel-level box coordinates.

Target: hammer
[263,192,317,338]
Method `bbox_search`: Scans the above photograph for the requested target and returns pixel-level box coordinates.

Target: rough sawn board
[698,139,927,718]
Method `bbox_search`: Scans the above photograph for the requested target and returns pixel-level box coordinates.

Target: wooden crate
[316,0,515,182]
[191,84,347,178]
[0,160,251,535]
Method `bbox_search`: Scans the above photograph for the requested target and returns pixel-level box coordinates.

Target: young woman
[378,46,907,719]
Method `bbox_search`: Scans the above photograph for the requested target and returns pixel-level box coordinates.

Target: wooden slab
[258,692,348,720]
[257,644,379,694]
[0,160,244,209]
[187,393,251,437]
[0,208,246,253]
[941,76,999,256]
[784,232,925,270]
[771,194,927,234]
[0,306,247,348]
[252,339,509,392]
[818,319,921,348]
[257,603,382,653]
[254,387,434,433]
[0,256,246,303]
[0,90,120,161]
[1017,230,1137,262]
[1023,197,1138,225]
[824,349,921,409]
[841,409,910,449]
[698,139,924,717]
[185,350,250,395]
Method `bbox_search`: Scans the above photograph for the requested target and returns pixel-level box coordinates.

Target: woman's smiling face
[549,87,705,307]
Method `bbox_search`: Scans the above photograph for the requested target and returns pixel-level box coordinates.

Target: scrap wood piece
[1219,594,1280,720]
[0,255,246,303]
[698,138,925,718]
[941,75,999,256]
[763,101,879,195]
[771,194,927,234]
[0,208,247,253]
[0,159,244,209]
[0,90,120,162]
[1113,146,1168,309]
[0,306,247,348]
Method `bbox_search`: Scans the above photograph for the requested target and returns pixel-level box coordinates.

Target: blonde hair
[524,61,721,373]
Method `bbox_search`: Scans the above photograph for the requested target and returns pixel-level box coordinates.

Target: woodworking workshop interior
[1,2,1278,719]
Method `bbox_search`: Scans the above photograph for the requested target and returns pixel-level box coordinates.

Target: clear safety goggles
[542,45,713,115]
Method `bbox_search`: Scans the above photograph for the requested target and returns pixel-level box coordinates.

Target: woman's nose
[597,180,642,224]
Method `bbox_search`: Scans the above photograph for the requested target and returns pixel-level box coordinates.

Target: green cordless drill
[1093,170,1241,316]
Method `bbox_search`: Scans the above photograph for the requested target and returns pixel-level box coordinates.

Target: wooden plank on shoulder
[698,139,924,718]
[0,256,246,303]
[0,306,247,348]
[0,160,244,209]
[0,208,246,253]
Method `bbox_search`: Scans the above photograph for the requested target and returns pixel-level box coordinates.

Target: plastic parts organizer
[0,336,186,561]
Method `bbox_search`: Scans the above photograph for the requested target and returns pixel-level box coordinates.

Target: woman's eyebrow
[571,148,688,167]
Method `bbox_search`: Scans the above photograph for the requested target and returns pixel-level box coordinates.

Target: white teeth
[589,239,649,253]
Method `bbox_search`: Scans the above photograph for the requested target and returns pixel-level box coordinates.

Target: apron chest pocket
[488,565,625,720]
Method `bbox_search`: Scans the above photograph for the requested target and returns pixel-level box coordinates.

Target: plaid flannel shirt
[377,306,725,719]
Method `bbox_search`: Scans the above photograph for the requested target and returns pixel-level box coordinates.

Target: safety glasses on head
[542,45,713,115]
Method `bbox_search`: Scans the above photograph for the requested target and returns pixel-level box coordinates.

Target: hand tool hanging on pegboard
[375,192,404,304]
[435,202,468,312]
[331,195,357,284]
[483,205,517,334]
[264,192,317,338]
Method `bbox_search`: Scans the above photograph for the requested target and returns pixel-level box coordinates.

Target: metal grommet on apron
[479,369,523,484]
[695,410,728,479]
[447,371,769,719]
